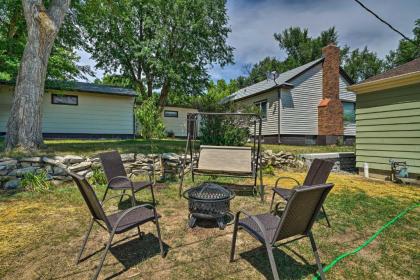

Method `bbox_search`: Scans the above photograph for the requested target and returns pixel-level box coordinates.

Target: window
[343,102,355,124]
[255,100,267,119]
[164,110,178,118]
[51,94,78,105]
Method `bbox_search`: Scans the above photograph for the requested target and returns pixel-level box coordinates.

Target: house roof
[360,58,420,84]
[0,80,137,97]
[348,58,420,94]
[222,58,324,103]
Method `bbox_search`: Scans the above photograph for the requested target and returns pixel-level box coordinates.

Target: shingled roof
[222,58,324,103]
[360,58,420,84]
[0,80,137,97]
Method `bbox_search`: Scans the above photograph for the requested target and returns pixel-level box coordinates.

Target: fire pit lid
[185,182,233,201]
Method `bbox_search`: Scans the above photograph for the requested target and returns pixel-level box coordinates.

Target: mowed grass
[0,137,354,157]
[0,171,418,280]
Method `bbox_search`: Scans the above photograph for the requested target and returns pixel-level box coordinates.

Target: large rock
[8,166,38,177]
[63,155,85,164]
[42,156,58,165]
[0,165,9,176]
[68,161,91,172]
[20,157,42,163]
[121,153,135,162]
[161,153,179,161]
[53,166,67,176]
[0,159,18,169]
[4,179,21,189]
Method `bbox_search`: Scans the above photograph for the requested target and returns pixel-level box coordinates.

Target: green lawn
[0,171,418,280]
[0,137,354,157]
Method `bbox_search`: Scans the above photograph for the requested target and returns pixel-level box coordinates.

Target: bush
[89,167,107,186]
[136,98,165,139]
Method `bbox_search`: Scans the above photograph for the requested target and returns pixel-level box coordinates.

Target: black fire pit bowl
[183,182,235,230]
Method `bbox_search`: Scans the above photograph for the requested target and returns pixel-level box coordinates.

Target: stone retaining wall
[1,150,352,190]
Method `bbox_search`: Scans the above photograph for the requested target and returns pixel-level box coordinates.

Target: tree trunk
[158,79,170,109]
[5,0,70,152]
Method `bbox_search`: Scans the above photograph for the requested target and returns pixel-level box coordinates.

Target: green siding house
[349,58,420,180]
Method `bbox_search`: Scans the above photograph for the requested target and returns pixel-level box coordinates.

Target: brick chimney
[318,44,343,144]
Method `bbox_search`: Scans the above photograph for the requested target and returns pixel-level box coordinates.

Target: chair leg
[155,218,165,257]
[269,191,276,212]
[308,232,326,280]
[118,189,126,204]
[266,246,280,280]
[150,185,156,206]
[321,206,331,228]
[101,186,110,202]
[230,219,239,262]
[131,188,136,206]
[92,231,115,280]
[76,218,95,264]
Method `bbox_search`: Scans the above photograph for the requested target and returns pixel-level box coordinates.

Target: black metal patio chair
[270,158,334,227]
[230,183,334,280]
[69,171,165,280]
[99,151,156,206]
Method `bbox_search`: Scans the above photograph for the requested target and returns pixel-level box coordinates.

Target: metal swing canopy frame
[178,112,264,201]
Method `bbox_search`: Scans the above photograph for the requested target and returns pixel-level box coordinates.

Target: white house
[0,81,136,138]
[162,106,198,137]
[223,44,356,145]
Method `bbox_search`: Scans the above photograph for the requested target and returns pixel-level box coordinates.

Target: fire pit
[182,182,235,229]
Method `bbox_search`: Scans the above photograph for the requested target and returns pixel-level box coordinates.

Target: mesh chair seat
[238,213,281,244]
[272,188,293,200]
[107,207,160,234]
[109,178,152,192]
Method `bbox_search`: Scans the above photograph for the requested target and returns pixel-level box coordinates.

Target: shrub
[89,167,107,186]
[136,98,165,140]
[21,171,52,192]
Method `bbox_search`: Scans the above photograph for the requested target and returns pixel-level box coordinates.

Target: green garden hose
[314,203,420,279]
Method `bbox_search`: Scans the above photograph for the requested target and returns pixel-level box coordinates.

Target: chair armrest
[100,193,132,207]
[113,203,158,228]
[108,176,133,189]
[237,210,269,241]
[274,176,301,189]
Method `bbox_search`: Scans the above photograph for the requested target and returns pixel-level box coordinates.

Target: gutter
[348,71,420,94]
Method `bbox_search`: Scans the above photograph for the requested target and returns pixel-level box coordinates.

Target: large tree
[342,47,384,82]
[79,0,233,107]
[5,0,71,151]
[0,0,90,81]
[386,19,420,68]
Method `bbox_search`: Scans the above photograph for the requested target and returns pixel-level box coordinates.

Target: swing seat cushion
[194,145,253,176]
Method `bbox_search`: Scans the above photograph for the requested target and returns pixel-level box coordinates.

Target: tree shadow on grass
[239,246,320,280]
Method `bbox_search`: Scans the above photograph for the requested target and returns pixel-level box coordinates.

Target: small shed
[349,58,420,180]
[162,106,198,137]
[0,80,136,138]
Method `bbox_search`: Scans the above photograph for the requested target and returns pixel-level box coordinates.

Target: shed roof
[360,58,420,84]
[0,80,137,97]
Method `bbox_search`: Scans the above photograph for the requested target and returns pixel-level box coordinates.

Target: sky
[78,0,420,82]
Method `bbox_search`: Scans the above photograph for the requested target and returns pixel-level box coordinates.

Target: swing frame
[178,112,265,201]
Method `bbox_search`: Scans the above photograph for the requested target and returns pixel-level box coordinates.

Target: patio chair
[99,151,155,206]
[69,171,165,280]
[230,183,334,280]
[269,159,334,227]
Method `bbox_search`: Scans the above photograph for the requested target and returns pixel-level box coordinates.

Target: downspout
[277,88,281,144]
[133,98,136,139]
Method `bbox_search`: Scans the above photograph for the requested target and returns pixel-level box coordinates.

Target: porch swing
[178,112,265,201]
